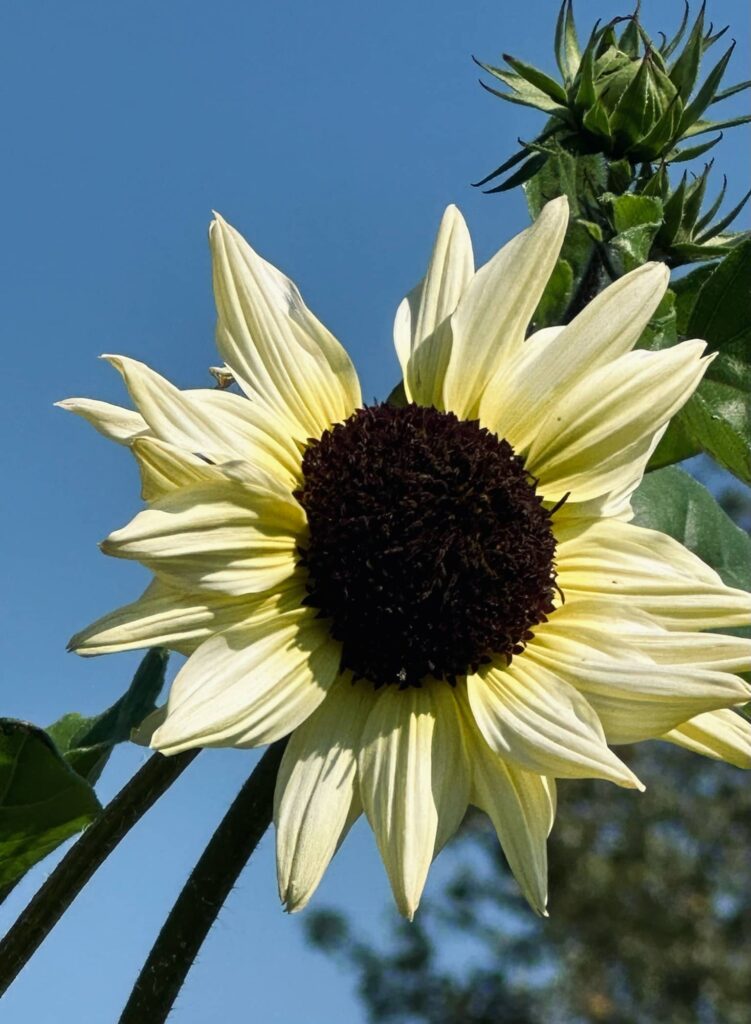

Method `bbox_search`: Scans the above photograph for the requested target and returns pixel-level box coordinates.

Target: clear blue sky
[1,1,748,1021]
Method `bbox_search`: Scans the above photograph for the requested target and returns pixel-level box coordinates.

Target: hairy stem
[118,740,286,1024]
[0,750,198,995]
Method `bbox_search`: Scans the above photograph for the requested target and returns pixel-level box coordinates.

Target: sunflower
[60,198,751,919]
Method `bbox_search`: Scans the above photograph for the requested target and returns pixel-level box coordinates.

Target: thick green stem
[0,750,198,995]
[118,740,286,1024]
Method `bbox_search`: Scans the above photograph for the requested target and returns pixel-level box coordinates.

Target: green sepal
[502,54,568,105]
[695,187,751,244]
[662,172,688,241]
[695,175,728,233]
[0,720,102,889]
[477,63,568,115]
[668,1,705,101]
[711,79,751,104]
[668,132,723,163]
[483,152,548,194]
[682,114,751,139]
[677,42,736,136]
[618,10,641,57]
[661,1,690,60]
[386,380,408,408]
[554,0,581,84]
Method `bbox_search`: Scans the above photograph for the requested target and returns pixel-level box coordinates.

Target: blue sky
[1,1,748,1021]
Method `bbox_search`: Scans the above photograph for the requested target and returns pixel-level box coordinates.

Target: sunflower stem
[0,749,198,995]
[118,740,287,1024]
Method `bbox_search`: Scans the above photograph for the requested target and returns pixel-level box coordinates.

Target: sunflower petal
[68,576,300,656]
[661,709,751,769]
[525,620,751,743]
[526,341,710,501]
[151,608,339,754]
[101,480,303,597]
[442,196,568,420]
[102,355,299,486]
[556,519,751,628]
[131,437,225,501]
[456,688,554,914]
[55,397,149,444]
[210,214,361,441]
[467,660,643,788]
[358,684,469,919]
[275,679,373,912]
[395,205,474,407]
[481,262,670,448]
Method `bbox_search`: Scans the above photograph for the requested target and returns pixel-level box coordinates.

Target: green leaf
[647,413,700,470]
[636,291,678,351]
[672,263,718,333]
[687,240,751,353]
[47,648,168,785]
[608,223,661,274]
[609,193,663,232]
[680,386,751,484]
[531,258,574,329]
[0,720,101,888]
[632,467,751,594]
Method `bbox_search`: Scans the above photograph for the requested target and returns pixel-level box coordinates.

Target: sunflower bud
[476,1,751,192]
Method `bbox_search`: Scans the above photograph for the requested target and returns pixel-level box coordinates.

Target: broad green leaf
[647,413,700,470]
[531,258,574,329]
[632,467,751,594]
[47,648,168,785]
[636,291,677,351]
[609,193,663,233]
[608,223,661,274]
[672,263,718,334]
[678,244,751,484]
[686,240,751,351]
[0,720,101,888]
[680,385,751,484]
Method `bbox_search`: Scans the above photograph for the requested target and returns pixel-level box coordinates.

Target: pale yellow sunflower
[60,197,751,919]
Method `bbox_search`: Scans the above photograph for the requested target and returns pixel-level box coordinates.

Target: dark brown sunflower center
[295,403,557,688]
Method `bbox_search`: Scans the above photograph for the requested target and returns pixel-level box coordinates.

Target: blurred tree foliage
[305,740,751,1024]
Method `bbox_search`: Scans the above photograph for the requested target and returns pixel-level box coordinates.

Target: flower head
[476,2,751,192]
[60,197,751,918]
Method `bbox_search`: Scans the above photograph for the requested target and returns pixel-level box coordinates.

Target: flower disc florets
[296,403,558,688]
